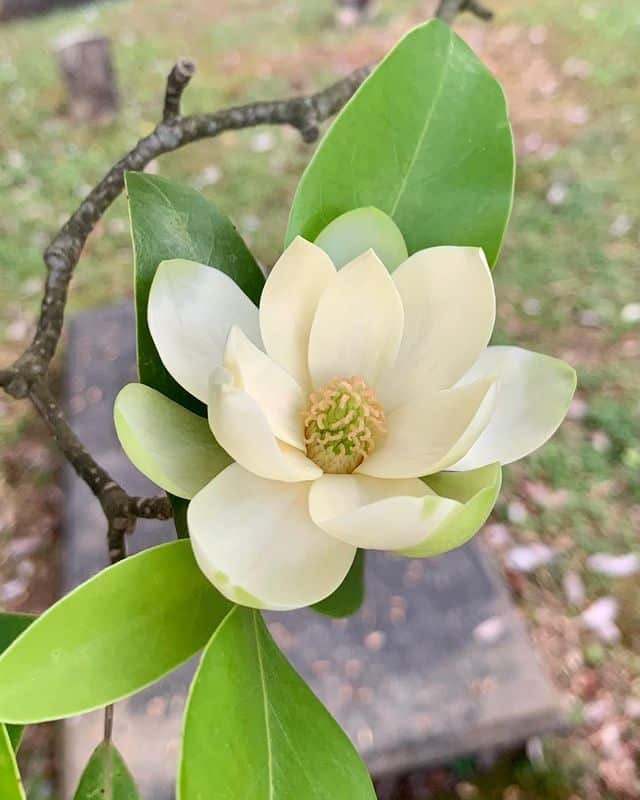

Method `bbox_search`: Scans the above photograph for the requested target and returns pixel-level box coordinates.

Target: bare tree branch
[0,2,493,559]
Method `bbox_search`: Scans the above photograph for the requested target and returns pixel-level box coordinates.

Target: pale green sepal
[399,462,502,557]
[0,724,24,800]
[0,541,231,724]
[314,207,408,272]
[114,383,232,499]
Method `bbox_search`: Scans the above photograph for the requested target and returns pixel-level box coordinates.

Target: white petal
[451,346,576,470]
[308,249,404,390]
[114,383,231,499]
[224,326,306,449]
[259,237,336,389]
[379,247,496,410]
[188,465,356,610]
[308,473,460,550]
[148,259,261,402]
[208,368,321,482]
[358,378,497,478]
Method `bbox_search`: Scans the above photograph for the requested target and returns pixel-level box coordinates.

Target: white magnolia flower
[115,223,575,611]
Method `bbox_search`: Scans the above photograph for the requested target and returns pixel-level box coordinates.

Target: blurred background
[0,0,639,798]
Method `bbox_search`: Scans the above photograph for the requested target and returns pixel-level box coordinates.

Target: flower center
[303,376,386,474]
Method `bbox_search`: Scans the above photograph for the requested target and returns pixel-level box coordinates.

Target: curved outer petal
[224,326,306,449]
[308,474,460,550]
[399,463,502,557]
[451,346,577,470]
[188,464,356,610]
[208,369,321,482]
[148,259,261,403]
[259,236,336,390]
[358,378,497,479]
[378,246,496,411]
[308,249,404,390]
[114,383,231,499]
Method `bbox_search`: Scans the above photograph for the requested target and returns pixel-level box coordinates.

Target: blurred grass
[1,0,639,798]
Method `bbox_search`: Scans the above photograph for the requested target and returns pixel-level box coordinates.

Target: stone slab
[62,303,563,798]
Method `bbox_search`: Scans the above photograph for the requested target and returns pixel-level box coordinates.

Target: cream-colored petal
[308,473,460,550]
[399,463,502,557]
[148,259,261,403]
[358,378,497,479]
[208,369,321,482]
[114,383,231,499]
[224,326,306,449]
[308,249,404,390]
[451,346,577,470]
[188,465,356,610]
[259,236,336,389]
[379,246,496,411]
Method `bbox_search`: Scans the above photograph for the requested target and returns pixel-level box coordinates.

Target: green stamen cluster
[304,376,386,474]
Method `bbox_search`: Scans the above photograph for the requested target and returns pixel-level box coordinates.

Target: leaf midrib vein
[253,611,275,800]
[388,28,454,217]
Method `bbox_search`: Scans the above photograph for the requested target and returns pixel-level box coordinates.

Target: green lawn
[1,0,639,797]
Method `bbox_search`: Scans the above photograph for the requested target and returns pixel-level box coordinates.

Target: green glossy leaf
[0,724,24,800]
[179,607,376,800]
[314,207,408,271]
[114,383,231,499]
[0,613,35,750]
[313,549,365,617]
[126,171,263,536]
[400,463,502,557]
[287,19,514,266]
[126,171,264,415]
[73,741,140,800]
[0,541,231,723]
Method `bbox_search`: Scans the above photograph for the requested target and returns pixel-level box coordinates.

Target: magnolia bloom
[115,224,575,611]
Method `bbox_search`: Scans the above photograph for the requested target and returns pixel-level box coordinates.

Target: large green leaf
[73,741,140,800]
[0,724,24,800]
[313,550,365,617]
[179,607,376,800]
[286,19,514,266]
[0,613,35,751]
[126,171,264,416]
[126,171,263,537]
[0,541,231,723]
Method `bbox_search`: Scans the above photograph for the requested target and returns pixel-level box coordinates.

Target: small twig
[435,0,494,24]
[103,704,114,743]
[163,57,196,121]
